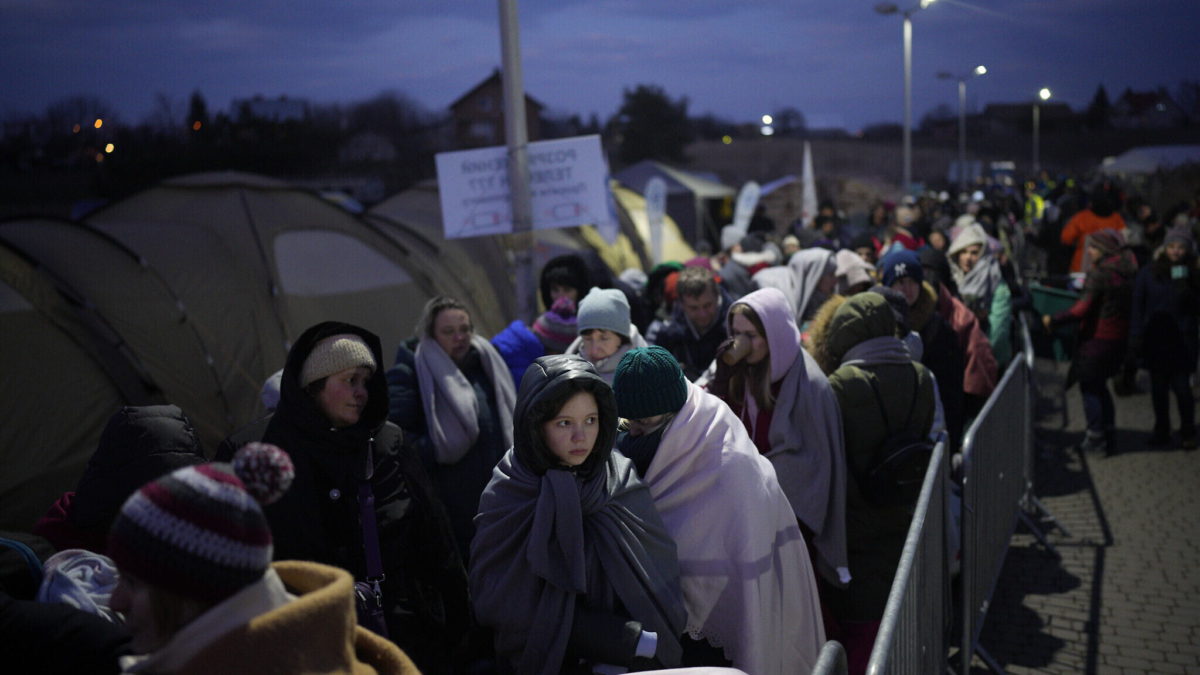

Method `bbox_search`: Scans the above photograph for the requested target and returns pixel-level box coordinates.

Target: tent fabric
[1099,144,1200,176]
[613,160,735,246]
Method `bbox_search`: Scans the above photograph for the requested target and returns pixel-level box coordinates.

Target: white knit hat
[300,334,376,387]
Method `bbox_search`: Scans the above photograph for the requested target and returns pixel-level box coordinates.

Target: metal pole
[958,78,967,195]
[1032,103,1040,174]
[498,0,536,322]
[902,14,913,195]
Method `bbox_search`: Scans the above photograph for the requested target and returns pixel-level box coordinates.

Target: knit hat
[879,249,925,287]
[1087,228,1124,256]
[577,287,631,338]
[1163,224,1194,252]
[108,443,294,605]
[612,347,688,420]
[300,333,376,387]
[835,248,874,291]
[533,297,579,354]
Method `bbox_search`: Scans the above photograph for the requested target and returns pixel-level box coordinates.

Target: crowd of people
[2,175,1198,675]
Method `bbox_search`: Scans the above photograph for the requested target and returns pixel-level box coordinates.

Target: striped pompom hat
[108,443,293,604]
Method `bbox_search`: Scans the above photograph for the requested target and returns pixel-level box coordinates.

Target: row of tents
[0,166,724,531]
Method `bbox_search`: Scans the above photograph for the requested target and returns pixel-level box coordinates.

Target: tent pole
[499,0,536,323]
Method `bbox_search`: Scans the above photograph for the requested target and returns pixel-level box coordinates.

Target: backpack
[854,366,933,508]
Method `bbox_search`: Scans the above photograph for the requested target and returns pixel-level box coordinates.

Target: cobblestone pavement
[973,358,1200,674]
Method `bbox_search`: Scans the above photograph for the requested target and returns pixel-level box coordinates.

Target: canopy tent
[1099,144,1200,176]
[612,160,735,247]
[0,172,450,530]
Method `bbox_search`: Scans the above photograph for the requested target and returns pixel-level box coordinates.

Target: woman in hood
[386,296,517,563]
[947,222,1014,366]
[244,321,470,674]
[564,287,649,384]
[470,354,686,674]
[752,249,839,330]
[708,287,850,589]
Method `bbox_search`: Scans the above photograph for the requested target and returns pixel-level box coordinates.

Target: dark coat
[1131,253,1200,372]
[652,287,733,381]
[908,282,966,447]
[221,322,469,674]
[386,338,511,562]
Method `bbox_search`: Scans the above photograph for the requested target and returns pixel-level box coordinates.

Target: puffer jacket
[225,321,469,674]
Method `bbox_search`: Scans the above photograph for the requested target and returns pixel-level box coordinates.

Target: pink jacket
[936,283,998,398]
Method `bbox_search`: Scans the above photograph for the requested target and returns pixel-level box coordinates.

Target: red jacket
[935,283,998,398]
[1061,210,1126,273]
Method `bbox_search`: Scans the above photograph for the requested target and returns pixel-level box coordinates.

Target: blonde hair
[728,304,775,411]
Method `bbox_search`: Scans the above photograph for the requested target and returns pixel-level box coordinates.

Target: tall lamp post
[1032,87,1051,174]
[875,0,938,196]
[937,64,987,195]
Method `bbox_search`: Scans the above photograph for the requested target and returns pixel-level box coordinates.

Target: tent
[612,160,735,247]
[1099,144,1200,176]
[0,172,446,530]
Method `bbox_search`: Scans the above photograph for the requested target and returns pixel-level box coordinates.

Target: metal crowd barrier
[1017,315,1070,554]
[810,640,849,675]
[866,439,948,675]
[959,355,1030,673]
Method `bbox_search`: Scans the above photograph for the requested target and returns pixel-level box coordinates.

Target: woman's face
[1165,241,1188,264]
[315,366,371,428]
[434,308,473,363]
[730,313,769,365]
[110,572,173,654]
[956,244,983,273]
[929,230,948,251]
[581,329,622,363]
[1087,245,1105,264]
[542,390,600,467]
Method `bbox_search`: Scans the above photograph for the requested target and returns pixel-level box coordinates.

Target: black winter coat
[218,322,469,674]
[652,287,733,381]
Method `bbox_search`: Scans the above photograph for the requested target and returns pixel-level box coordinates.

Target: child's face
[542,391,600,467]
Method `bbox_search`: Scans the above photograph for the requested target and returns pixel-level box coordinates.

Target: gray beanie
[577,286,631,338]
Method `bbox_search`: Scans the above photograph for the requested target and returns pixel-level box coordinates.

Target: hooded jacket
[470,355,685,674]
[33,405,206,555]
[119,561,417,675]
[934,283,999,399]
[242,321,468,674]
[822,294,935,621]
[718,288,850,585]
[907,281,966,447]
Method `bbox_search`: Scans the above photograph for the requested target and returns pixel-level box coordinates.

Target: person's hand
[1041,314,1052,332]
[707,337,738,398]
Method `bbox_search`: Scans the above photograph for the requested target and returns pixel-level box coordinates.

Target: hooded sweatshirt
[721,287,850,585]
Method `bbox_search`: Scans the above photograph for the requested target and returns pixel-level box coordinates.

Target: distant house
[981,102,1075,136]
[449,68,543,148]
[1110,89,1189,129]
[233,95,308,123]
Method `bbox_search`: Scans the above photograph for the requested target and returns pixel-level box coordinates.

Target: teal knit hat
[613,346,688,420]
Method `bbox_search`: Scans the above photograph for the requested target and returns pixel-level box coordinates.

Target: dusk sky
[4,0,1199,133]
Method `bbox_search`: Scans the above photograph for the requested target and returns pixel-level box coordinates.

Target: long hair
[416,296,472,340]
[728,303,775,411]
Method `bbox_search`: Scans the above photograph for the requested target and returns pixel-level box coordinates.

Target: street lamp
[937,64,987,195]
[875,0,938,195]
[1032,87,1051,174]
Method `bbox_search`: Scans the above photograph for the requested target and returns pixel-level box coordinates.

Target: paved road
[973,358,1200,674]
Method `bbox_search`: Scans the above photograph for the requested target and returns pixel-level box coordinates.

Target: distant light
[105,143,115,153]
[722,135,733,145]
[95,153,104,163]
[760,125,775,136]
[93,118,103,129]
[192,121,203,131]
[72,123,81,134]
[761,114,773,125]
[920,0,937,7]
[1038,88,1052,101]
[974,65,987,76]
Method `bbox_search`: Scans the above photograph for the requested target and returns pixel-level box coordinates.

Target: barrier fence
[811,640,849,675]
[865,439,948,675]
[1017,315,1070,553]
[960,354,1031,673]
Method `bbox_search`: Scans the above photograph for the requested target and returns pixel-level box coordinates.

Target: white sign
[644,177,666,264]
[435,135,613,239]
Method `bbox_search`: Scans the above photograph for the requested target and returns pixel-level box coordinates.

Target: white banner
[644,176,667,264]
[434,135,613,239]
[731,181,761,234]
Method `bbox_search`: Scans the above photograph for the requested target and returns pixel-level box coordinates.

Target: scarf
[470,450,685,675]
[415,334,515,465]
[839,335,913,369]
[564,325,649,385]
[643,382,826,673]
[952,255,1005,316]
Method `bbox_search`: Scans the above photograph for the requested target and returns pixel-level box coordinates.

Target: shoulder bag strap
[358,438,388,634]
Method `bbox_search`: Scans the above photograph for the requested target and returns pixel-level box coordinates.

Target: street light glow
[920,0,937,7]
[761,114,773,125]
[93,118,103,129]
[1039,87,1052,101]
[760,125,775,136]
[722,135,733,145]
[974,65,987,76]
[105,143,115,153]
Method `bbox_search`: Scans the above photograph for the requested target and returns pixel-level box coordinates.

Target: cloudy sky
[4,0,1198,132]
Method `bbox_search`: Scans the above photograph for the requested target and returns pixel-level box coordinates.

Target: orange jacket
[1061,210,1126,273]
